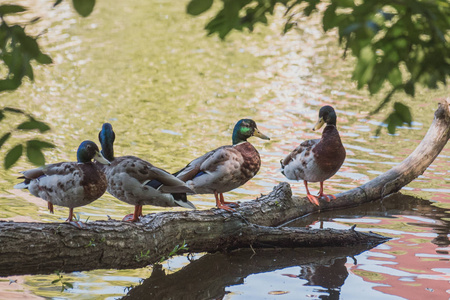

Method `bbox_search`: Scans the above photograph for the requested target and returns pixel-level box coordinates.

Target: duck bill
[313,117,325,131]
[94,151,111,165]
[253,128,270,140]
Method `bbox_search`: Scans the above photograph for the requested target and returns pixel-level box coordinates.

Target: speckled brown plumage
[281,106,345,205]
[174,119,270,211]
[14,140,109,224]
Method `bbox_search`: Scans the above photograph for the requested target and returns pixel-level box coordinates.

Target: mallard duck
[98,123,196,222]
[281,105,346,205]
[173,119,270,211]
[14,140,110,226]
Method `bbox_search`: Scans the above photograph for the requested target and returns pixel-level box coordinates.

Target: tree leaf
[0,133,12,148]
[26,143,45,166]
[64,282,73,289]
[394,102,412,126]
[187,0,213,16]
[4,144,23,169]
[72,0,95,17]
[54,0,63,7]
[51,279,61,284]
[0,5,26,15]
[3,107,24,114]
[26,139,55,149]
[17,118,51,133]
[36,53,53,64]
[404,80,415,96]
[388,67,402,87]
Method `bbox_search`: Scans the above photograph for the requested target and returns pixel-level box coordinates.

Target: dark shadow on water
[121,245,376,300]
[287,193,450,248]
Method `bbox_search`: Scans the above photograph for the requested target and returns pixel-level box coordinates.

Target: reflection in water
[296,257,348,300]
[302,193,450,300]
[121,246,377,300]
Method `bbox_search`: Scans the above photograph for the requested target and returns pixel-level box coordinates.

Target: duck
[280,105,346,206]
[14,140,110,227]
[97,123,196,222]
[173,119,270,211]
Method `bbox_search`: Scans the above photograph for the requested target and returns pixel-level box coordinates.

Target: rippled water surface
[1,1,449,299]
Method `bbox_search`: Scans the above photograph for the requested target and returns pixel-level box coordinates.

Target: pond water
[0,1,449,299]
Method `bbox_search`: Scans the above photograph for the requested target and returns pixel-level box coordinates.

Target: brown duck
[281,105,346,205]
[173,119,270,211]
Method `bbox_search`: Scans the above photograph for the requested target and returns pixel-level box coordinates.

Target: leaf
[404,80,415,96]
[187,0,213,16]
[72,0,95,17]
[4,144,23,169]
[394,102,412,126]
[3,107,24,114]
[0,110,4,122]
[26,143,45,166]
[17,118,51,133]
[0,133,12,148]
[64,282,73,289]
[51,279,61,284]
[26,139,55,149]
[388,67,402,87]
[54,0,63,7]
[36,53,53,64]
[0,5,26,15]
[323,3,337,31]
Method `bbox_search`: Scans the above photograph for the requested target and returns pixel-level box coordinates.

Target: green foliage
[0,0,95,169]
[158,240,189,264]
[376,102,412,135]
[72,0,96,18]
[1,107,54,169]
[187,0,449,134]
[135,249,151,262]
[187,0,214,16]
[51,271,73,292]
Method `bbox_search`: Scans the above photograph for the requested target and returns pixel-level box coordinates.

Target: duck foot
[68,221,86,229]
[318,194,336,202]
[122,213,139,222]
[306,194,320,206]
[216,203,235,212]
[215,192,236,211]
[223,201,239,208]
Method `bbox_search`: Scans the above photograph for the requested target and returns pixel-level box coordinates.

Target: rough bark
[0,99,448,276]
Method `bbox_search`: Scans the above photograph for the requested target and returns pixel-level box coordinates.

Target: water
[1,0,449,299]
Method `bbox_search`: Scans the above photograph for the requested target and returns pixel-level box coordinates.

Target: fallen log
[0,99,448,276]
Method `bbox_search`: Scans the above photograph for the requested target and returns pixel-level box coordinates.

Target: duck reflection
[121,245,374,300]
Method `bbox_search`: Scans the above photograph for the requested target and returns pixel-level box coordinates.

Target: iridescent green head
[98,123,116,161]
[313,105,337,131]
[232,119,270,145]
[77,140,110,164]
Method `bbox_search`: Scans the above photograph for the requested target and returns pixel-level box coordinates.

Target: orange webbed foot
[306,194,320,206]
[122,213,140,222]
[216,203,236,212]
[68,221,86,229]
[318,194,336,202]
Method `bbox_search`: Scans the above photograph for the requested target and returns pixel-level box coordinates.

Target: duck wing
[113,156,193,194]
[281,139,320,166]
[174,146,232,182]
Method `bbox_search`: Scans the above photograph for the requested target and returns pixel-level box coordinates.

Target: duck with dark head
[97,123,195,222]
[173,119,270,211]
[14,140,110,227]
[281,105,346,205]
